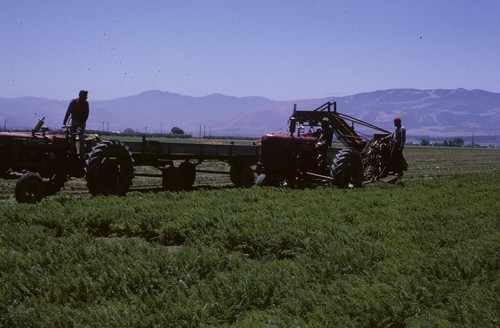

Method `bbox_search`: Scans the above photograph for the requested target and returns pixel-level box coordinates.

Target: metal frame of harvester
[255,101,405,188]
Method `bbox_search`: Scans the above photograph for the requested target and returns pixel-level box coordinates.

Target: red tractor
[255,101,406,188]
[0,118,135,203]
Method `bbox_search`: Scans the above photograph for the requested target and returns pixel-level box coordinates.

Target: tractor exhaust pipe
[289,104,297,136]
[32,117,45,136]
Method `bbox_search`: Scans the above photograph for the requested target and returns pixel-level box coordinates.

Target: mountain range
[1,88,499,140]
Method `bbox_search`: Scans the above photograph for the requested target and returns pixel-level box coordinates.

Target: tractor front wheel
[15,172,45,203]
[331,147,363,188]
[255,173,278,187]
[85,140,135,196]
[255,173,268,186]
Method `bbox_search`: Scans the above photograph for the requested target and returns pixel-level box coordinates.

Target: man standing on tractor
[390,117,406,176]
[63,90,89,157]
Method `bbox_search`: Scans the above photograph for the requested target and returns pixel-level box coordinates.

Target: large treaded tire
[15,172,45,203]
[331,147,363,188]
[85,140,134,196]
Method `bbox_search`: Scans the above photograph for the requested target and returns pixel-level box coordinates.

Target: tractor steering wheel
[61,124,71,138]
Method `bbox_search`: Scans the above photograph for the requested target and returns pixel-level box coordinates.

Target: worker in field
[314,117,334,165]
[63,90,89,156]
[390,117,407,176]
[316,117,334,149]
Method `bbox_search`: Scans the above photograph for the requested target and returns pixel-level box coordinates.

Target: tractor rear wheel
[85,140,134,196]
[15,172,45,203]
[331,147,363,188]
[229,164,241,185]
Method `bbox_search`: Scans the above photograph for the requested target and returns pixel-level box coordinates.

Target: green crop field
[1,147,499,327]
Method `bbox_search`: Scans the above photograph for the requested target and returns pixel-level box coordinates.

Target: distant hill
[1,88,499,140]
[212,88,500,139]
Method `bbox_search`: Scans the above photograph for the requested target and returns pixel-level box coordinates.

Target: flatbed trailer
[124,137,260,190]
[127,137,259,165]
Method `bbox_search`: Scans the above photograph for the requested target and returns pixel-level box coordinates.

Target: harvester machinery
[255,101,406,188]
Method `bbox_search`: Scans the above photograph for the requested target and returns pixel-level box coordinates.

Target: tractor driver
[63,90,89,156]
[314,117,334,165]
[315,117,334,152]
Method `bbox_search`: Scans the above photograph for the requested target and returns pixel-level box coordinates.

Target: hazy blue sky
[1,0,499,101]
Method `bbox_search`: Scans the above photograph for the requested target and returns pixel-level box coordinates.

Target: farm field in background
[402,146,500,178]
[1,146,499,326]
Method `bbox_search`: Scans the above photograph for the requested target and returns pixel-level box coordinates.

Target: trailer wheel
[15,172,45,203]
[162,167,185,191]
[179,162,196,189]
[44,173,68,196]
[240,165,255,187]
[85,140,134,196]
[331,147,363,188]
[230,164,255,187]
[229,164,241,185]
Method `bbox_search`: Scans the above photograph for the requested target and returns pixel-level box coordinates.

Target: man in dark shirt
[63,90,89,156]
[314,117,334,167]
[315,117,334,151]
[391,117,406,176]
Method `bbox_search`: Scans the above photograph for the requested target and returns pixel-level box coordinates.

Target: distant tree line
[442,138,465,147]
[90,126,192,139]
[120,126,193,139]
[420,137,468,147]
[202,135,260,141]
[22,125,259,140]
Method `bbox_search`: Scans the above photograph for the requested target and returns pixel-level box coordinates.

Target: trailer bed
[124,138,260,166]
